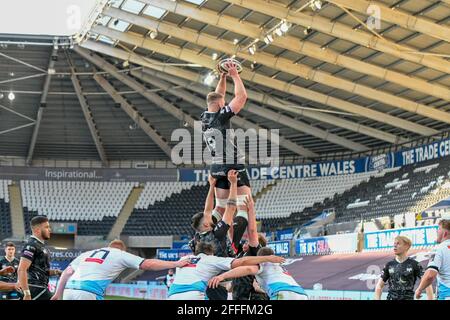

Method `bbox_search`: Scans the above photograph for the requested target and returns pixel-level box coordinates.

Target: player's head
[30,216,51,240]
[109,239,127,251]
[168,269,174,275]
[4,242,15,258]
[257,247,275,256]
[393,236,411,255]
[191,211,214,232]
[437,219,450,243]
[206,92,225,112]
[194,241,215,256]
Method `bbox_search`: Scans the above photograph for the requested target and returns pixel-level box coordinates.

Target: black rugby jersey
[21,236,51,288]
[381,257,423,300]
[201,106,245,165]
[0,256,20,282]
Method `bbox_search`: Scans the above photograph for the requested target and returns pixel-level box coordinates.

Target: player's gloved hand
[208,275,224,289]
[415,288,423,300]
[267,255,286,264]
[0,266,15,275]
[175,259,189,268]
[208,174,217,187]
[227,170,238,184]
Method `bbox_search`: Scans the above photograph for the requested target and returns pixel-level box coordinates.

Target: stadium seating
[260,157,450,233]
[20,180,136,221]
[255,172,379,220]
[122,182,208,236]
[0,180,12,238]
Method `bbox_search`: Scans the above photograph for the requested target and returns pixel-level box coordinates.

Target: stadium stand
[0,180,13,239]
[21,181,137,236]
[261,157,450,233]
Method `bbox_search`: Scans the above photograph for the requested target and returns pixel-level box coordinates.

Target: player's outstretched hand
[228,170,238,184]
[208,275,224,289]
[226,62,238,77]
[175,259,190,268]
[267,255,285,264]
[208,174,217,186]
[0,266,15,275]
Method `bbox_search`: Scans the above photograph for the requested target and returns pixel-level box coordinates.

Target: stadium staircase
[108,186,144,240]
[9,182,25,238]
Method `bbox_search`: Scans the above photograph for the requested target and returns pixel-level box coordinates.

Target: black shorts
[210,164,251,190]
[206,286,228,300]
[29,286,53,300]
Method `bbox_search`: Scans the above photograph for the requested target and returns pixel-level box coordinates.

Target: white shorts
[63,289,99,300]
[272,291,308,300]
[169,291,205,300]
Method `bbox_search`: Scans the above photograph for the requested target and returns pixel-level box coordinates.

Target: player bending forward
[208,247,308,300]
[168,242,284,300]
[52,240,188,300]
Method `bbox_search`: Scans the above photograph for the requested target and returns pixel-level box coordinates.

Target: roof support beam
[134,1,450,102]
[328,0,450,43]
[219,0,450,75]
[81,37,437,137]
[93,74,172,157]
[74,48,314,158]
[138,66,405,144]
[73,46,199,132]
[26,49,57,165]
[132,69,369,152]
[70,70,109,166]
[131,71,318,157]
[92,17,450,125]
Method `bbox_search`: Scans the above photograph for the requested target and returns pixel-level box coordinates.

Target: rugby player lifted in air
[201,60,251,255]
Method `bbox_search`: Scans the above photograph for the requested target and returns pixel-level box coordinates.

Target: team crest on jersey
[389,268,395,274]
[406,267,413,273]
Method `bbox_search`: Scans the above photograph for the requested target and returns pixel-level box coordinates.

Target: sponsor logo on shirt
[23,250,34,258]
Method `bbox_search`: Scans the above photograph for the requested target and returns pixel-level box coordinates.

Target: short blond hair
[206,92,223,105]
[109,239,127,251]
[395,236,412,248]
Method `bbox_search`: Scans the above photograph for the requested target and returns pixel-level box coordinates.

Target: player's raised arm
[245,195,259,248]
[203,175,217,223]
[227,62,247,114]
[222,170,238,229]
[215,72,227,96]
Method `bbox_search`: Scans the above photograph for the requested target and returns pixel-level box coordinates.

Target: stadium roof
[0,0,449,165]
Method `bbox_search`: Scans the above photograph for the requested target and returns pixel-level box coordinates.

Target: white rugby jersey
[428,239,450,300]
[65,247,144,299]
[255,262,306,299]
[168,253,234,297]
